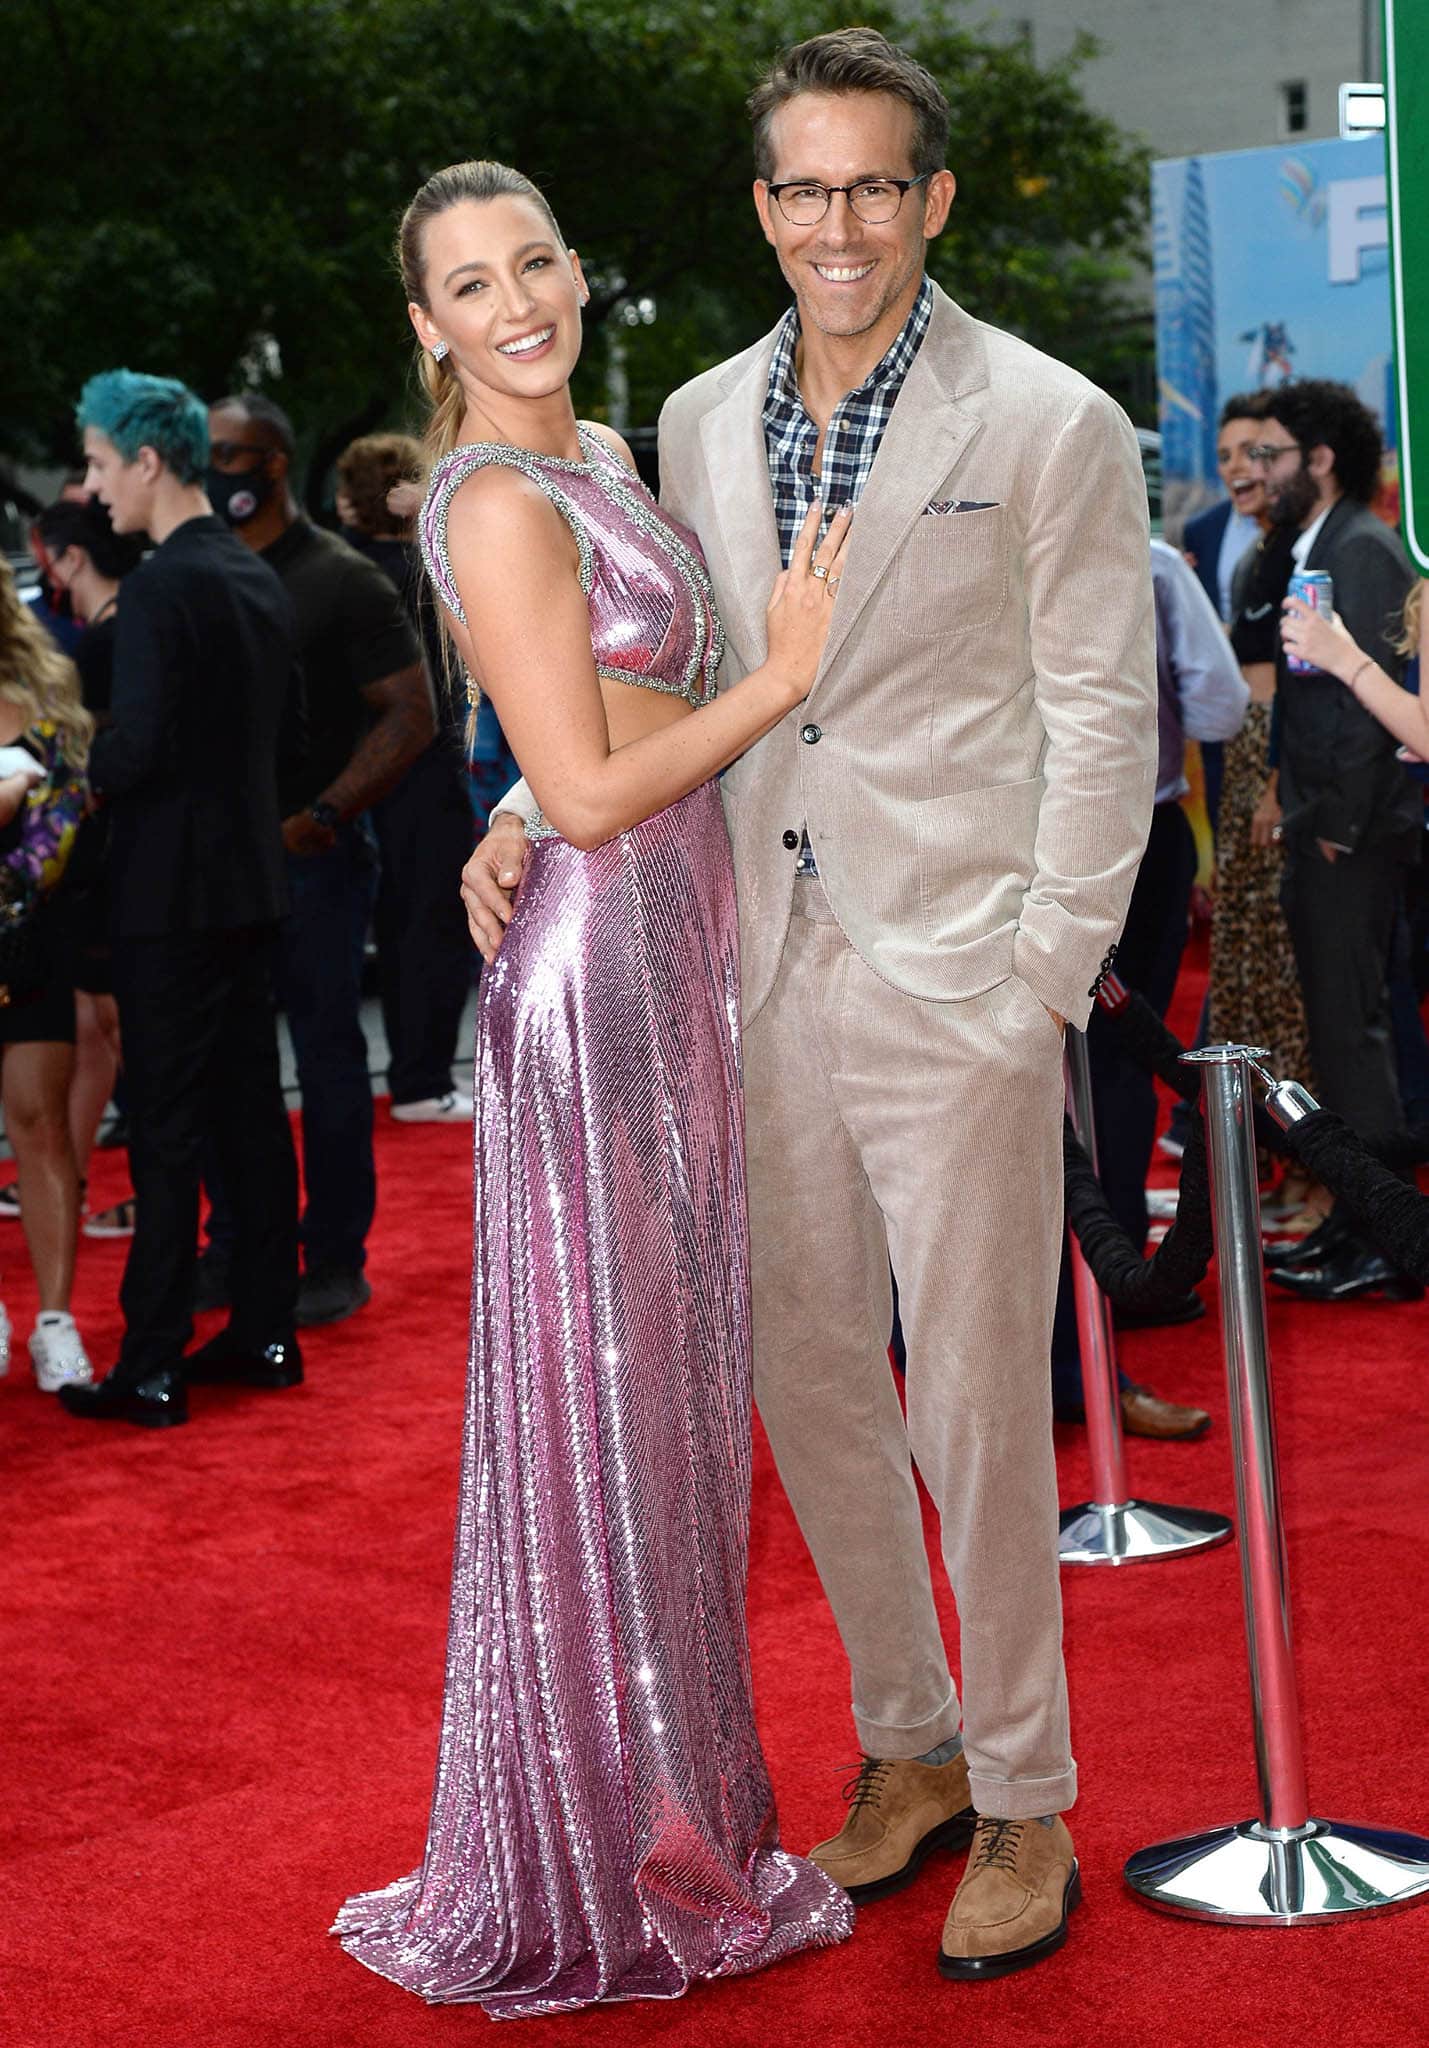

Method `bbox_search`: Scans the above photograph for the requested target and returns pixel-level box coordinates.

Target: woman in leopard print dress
[1207,526,1313,1086]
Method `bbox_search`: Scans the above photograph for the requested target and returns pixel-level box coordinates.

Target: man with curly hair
[1254,378,1421,1302]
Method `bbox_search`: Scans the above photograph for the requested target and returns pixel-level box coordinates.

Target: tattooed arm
[319,659,434,815]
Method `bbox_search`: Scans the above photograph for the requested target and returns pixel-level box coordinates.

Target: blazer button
[800,723,822,745]
[781,829,799,850]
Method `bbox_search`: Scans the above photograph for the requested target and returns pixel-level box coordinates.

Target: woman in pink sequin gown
[332,162,853,2017]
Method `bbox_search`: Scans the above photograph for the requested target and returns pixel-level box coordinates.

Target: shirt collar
[1291,502,1334,567]
[764,275,934,418]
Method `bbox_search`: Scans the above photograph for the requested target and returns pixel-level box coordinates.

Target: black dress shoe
[58,1369,188,1428]
[184,1333,304,1388]
[1263,1208,1351,1272]
[1269,1241,1424,1303]
[296,1268,371,1327]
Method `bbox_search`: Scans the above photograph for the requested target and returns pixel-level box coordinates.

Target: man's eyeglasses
[766,175,930,226]
[1245,441,1302,466]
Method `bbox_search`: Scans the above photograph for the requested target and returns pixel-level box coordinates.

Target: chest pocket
[887,505,1008,642]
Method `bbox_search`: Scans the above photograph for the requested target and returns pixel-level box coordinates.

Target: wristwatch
[309,800,341,833]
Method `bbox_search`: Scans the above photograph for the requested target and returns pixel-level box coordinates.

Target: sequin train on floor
[334,422,851,2015]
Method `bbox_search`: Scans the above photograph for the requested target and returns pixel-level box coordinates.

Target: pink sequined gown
[333,428,852,2017]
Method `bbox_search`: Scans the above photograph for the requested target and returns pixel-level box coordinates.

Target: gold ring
[810,562,829,581]
[826,572,841,592]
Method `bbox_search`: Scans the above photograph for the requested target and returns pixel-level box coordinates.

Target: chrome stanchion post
[1057,1025,1232,1567]
[1125,1045,1429,1921]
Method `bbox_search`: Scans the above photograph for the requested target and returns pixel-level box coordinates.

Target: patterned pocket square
[923,498,998,515]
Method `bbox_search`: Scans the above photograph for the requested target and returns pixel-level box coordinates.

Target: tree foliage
[5,0,1151,490]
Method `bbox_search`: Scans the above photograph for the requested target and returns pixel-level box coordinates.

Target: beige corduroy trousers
[744,878,1077,1820]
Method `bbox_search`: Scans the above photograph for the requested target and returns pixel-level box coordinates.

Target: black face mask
[208,464,274,526]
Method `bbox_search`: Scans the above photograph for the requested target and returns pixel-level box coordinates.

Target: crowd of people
[1181,378,1427,1305]
[3,388,497,1408]
[1048,375,1428,1444]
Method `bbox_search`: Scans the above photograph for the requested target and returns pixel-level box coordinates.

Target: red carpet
[4,953,1429,2048]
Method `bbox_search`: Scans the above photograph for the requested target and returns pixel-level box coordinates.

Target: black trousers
[1051,800,1199,1411]
[1280,838,1408,1155]
[1086,800,1201,1246]
[372,744,476,1105]
[112,924,298,1379]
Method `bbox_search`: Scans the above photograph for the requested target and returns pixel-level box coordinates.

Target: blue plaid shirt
[763,277,933,872]
[763,275,933,568]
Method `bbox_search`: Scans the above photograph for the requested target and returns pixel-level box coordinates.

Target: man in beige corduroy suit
[470,28,1156,1983]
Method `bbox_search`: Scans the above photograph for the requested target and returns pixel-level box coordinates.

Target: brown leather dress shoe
[940,1815,1080,1979]
[809,1753,976,1902]
[1120,1381,1210,1440]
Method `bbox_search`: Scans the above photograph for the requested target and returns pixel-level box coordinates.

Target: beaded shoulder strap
[418,441,595,625]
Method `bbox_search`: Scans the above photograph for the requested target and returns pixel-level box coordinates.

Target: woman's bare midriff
[598,674,695,749]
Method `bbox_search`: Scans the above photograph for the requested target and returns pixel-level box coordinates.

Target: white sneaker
[30,1312,93,1393]
[389,1091,473,1123]
[0,1300,10,1376]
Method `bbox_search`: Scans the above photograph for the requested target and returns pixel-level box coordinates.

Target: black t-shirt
[261,519,420,809]
[1229,527,1296,668]
[343,530,468,749]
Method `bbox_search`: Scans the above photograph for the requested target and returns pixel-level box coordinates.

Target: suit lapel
[698,337,782,667]
[693,287,988,680]
[810,289,988,691]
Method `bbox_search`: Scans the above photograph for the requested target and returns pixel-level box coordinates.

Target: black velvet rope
[1096,984,1294,1158]
[1062,1109,1216,1310]
[1274,1108,1429,1283]
[1084,980,1429,1285]
[1097,985,1202,1102]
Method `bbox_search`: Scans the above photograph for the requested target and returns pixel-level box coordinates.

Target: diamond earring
[431,339,449,362]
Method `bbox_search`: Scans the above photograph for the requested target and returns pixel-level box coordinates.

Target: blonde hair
[0,562,93,772]
[395,160,567,736]
[1393,579,1425,659]
[396,159,567,473]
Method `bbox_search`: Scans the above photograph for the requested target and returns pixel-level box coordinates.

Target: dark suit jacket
[90,515,295,937]
[1275,496,1419,853]
[1183,499,1233,617]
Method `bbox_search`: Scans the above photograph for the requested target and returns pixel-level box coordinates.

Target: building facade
[984,1,1378,160]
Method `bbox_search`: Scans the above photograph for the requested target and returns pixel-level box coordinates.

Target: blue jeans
[280,824,379,1274]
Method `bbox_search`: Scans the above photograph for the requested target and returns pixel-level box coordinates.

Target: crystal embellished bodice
[419,424,724,714]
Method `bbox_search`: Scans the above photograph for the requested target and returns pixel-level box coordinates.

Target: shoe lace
[839,1755,891,1813]
[971,1817,1025,1872]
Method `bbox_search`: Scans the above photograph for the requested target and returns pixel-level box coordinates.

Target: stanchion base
[1058,1499,1233,1566]
[1125,1817,1429,1922]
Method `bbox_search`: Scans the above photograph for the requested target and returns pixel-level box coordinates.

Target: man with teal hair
[60,368,302,1428]
[75,370,210,504]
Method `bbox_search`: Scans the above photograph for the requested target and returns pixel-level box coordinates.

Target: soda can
[1286,569,1334,673]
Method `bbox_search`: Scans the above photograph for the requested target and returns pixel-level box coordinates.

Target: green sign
[1386,0,1429,573]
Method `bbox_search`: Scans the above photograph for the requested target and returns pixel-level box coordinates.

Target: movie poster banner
[1153,135,1395,537]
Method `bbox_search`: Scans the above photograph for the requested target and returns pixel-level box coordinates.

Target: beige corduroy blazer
[656,281,1157,1031]
[495,284,1157,1029]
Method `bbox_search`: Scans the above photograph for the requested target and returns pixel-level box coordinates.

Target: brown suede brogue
[939,1814,1080,1979]
[809,1753,976,1902]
